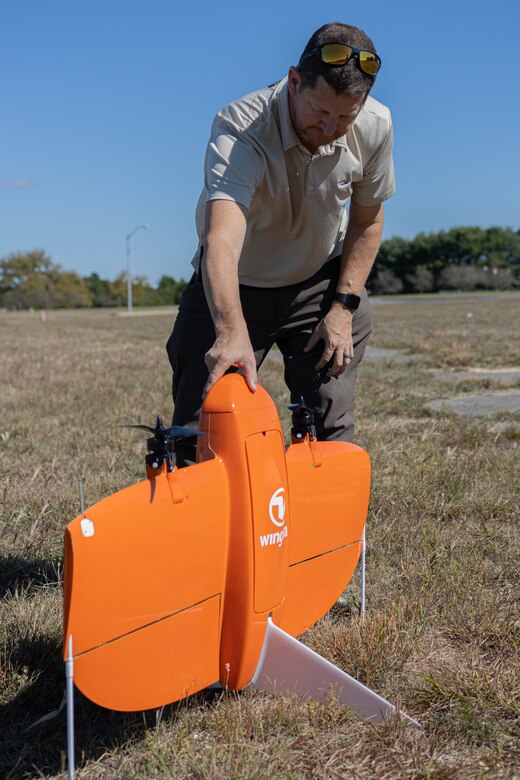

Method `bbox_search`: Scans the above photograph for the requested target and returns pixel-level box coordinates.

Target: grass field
[1,296,519,779]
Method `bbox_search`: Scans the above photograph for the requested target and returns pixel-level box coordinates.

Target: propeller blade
[163,426,204,439]
[122,424,203,439]
[288,396,306,411]
[124,424,157,434]
[288,403,320,415]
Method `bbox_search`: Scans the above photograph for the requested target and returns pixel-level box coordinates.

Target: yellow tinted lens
[359,50,380,75]
[321,43,352,65]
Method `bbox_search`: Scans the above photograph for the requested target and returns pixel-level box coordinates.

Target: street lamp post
[126,223,149,314]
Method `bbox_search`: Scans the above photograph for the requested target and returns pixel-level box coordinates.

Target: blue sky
[2,0,519,284]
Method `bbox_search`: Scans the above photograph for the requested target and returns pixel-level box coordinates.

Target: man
[167,22,395,465]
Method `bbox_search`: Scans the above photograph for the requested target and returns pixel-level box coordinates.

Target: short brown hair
[298,22,378,95]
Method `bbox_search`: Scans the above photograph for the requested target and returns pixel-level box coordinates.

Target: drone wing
[63,459,229,711]
[273,440,371,637]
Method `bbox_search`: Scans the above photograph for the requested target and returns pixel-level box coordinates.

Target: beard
[294,124,339,152]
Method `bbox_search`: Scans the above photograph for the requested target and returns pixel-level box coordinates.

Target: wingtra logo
[269,488,286,527]
[260,488,288,548]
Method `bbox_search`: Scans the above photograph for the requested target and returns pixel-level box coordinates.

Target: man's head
[287,22,380,153]
[297,22,380,96]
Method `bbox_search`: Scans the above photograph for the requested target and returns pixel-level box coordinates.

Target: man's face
[287,67,366,153]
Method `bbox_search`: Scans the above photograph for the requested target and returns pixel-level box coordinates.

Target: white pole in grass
[78,479,85,515]
[360,526,366,618]
[65,634,75,780]
[125,223,149,314]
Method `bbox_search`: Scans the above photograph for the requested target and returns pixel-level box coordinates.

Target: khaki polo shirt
[193,77,395,287]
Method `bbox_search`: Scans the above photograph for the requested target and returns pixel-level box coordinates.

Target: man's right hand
[203,330,257,398]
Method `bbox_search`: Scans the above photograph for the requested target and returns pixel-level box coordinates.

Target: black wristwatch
[333,292,361,311]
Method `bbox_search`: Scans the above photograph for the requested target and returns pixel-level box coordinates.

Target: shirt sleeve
[351,112,396,207]
[204,116,264,211]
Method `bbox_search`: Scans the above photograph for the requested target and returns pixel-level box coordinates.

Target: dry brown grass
[368,295,520,367]
[1,297,519,779]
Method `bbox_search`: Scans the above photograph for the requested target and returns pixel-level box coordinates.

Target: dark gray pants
[166,257,372,464]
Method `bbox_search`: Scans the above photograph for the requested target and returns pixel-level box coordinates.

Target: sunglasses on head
[300,43,382,77]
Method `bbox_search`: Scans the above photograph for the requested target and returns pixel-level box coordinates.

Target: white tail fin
[249,619,419,727]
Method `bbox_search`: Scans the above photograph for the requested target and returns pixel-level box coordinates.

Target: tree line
[370,225,520,294]
[0,251,188,310]
[1,226,519,309]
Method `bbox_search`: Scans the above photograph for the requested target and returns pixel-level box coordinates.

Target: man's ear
[287,66,302,96]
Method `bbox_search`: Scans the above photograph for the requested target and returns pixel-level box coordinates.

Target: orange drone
[63,374,417,777]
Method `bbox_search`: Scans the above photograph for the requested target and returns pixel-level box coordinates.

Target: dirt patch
[425,391,520,417]
[364,346,419,364]
[434,367,520,385]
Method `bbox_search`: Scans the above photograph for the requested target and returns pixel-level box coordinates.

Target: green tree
[156,275,188,305]
[53,272,93,307]
[374,226,520,293]
[107,273,162,307]
[0,250,92,309]
[480,226,520,273]
[131,275,161,307]
[374,236,414,278]
[0,249,53,287]
[85,273,119,307]
[0,250,53,307]
[108,273,127,307]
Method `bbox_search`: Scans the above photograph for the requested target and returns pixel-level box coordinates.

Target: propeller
[125,417,203,440]
[124,417,204,474]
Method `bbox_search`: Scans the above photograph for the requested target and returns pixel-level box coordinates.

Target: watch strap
[333,292,361,311]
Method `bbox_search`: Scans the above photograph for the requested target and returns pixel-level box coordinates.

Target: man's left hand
[304,304,354,377]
